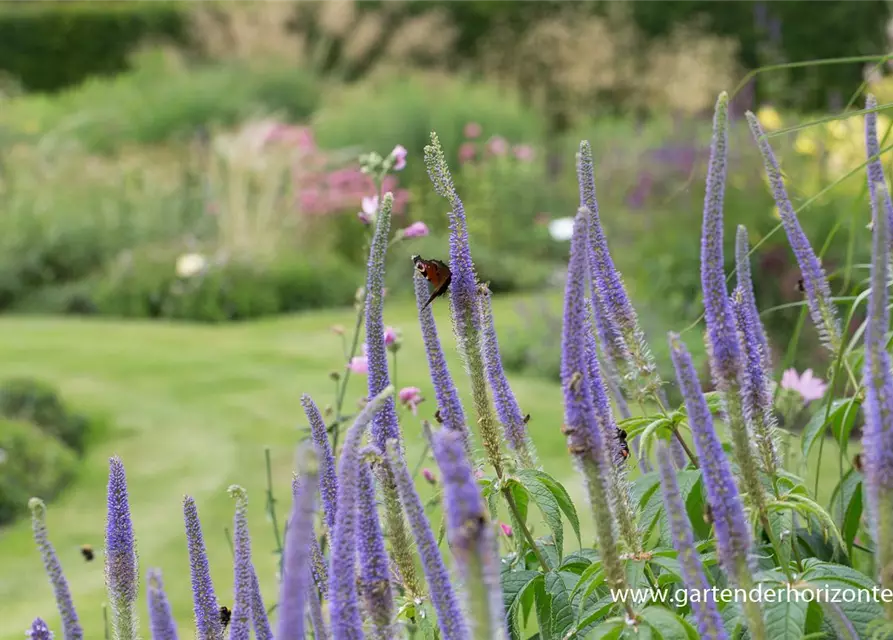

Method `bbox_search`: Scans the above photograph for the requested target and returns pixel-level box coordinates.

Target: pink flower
[458,142,476,164]
[384,326,399,346]
[390,144,408,171]
[347,356,368,375]
[421,468,437,485]
[358,195,378,224]
[780,368,828,402]
[513,144,535,162]
[398,386,424,414]
[401,222,429,238]
[500,523,513,537]
[486,136,508,156]
[464,122,482,139]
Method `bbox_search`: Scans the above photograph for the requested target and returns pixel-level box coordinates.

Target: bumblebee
[80,544,94,562]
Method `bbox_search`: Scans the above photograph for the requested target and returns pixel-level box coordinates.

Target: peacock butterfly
[412,255,452,310]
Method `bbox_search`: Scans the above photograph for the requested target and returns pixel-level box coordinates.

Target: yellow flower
[794,132,818,156]
[757,105,783,131]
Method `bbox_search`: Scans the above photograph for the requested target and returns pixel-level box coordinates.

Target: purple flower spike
[865,94,893,240]
[28,499,82,640]
[861,179,893,597]
[478,283,538,467]
[385,438,469,640]
[656,442,727,640]
[746,111,841,353]
[302,393,338,533]
[413,270,470,451]
[278,457,319,640]
[105,456,139,640]
[357,449,395,638]
[27,618,54,640]
[364,192,401,454]
[308,584,329,640]
[329,385,395,640]
[227,485,253,640]
[668,334,754,580]
[183,496,222,640]
[147,568,179,640]
[250,569,273,640]
[429,427,508,639]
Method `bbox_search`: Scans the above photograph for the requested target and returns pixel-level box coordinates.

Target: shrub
[0,418,78,526]
[0,378,90,454]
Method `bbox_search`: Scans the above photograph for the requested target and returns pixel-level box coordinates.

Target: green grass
[0,293,850,638]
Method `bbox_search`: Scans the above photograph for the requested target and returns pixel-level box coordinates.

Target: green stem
[263,448,284,581]
[503,487,549,572]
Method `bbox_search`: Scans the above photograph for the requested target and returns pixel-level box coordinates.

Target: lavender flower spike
[302,393,338,533]
[308,584,330,640]
[183,496,222,640]
[28,498,82,640]
[656,442,727,639]
[227,485,253,640]
[105,456,139,640]
[746,110,841,353]
[278,449,320,640]
[702,94,766,513]
[385,438,470,640]
[364,191,401,454]
[27,618,54,640]
[865,93,893,240]
[430,426,508,639]
[147,569,179,640]
[861,180,893,617]
[413,270,471,452]
[669,333,766,639]
[357,448,395,638]
[250,567,273,639]
[478,282,538,467]
[329,385,396,640]
[560,208,628,597]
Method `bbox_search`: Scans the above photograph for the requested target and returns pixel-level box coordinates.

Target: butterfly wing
[414,257,452,309]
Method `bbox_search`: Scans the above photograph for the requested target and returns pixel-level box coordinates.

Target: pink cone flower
[348,356,369,375]
[421,468,437,485]
[500,523,513,538]
[486,136,508,156]
[398,386,424,415]
[384,326,399,346]
[358,195,378,224]
[390,144,408,171]
[780,368,828,402]
[401,222,429,238]
[458,142,476,164]
[464,122,482,139]
[513,144,535,162]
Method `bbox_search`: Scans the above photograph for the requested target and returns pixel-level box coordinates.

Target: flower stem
[263,447,284,581]
[502,487,549,572]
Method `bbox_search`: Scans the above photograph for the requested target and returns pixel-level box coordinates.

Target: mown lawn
[0,293,849,639]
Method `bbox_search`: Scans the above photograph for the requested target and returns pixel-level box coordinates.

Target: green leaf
[617,415,661,440]
[640,606,698,640]
[828,468,863,554]
[534,574,553,640]
[572,595,615,637]
[544,571,577,639]
[784,494,847,557]
[502,569,542,640]
[570,557,604,601]
[800,560,886,639]
[539,472,583,550]
[801,398,861,460]
[762,586,808,640]
[657,470,702,547]
[582,618,625,640]
[516,470,567,561]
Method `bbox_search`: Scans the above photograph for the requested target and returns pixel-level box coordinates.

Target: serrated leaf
[517,470,566,561]
[535,574,553,640]
[762,586,808,640]
[828,468,863,554]
[544,571,577,639]
[581,618,625,640]
[632,472,662,506]
[539,472,583,550]
[640,606,696,640]
[801,398,860,461]
[571,595,615,637]
[502,569,542,640]
[570,557,604,601]
[657,470,702,547]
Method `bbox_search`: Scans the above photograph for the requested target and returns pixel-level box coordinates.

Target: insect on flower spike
[412,254,452,310]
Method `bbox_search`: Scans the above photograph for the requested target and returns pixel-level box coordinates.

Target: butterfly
[80,544,94,562]
[412,255,452,310]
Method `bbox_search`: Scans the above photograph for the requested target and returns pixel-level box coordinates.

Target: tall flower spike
[329,386,395,640]
[862,180,893,617]
[734,226,771,372]
[28,618,54,640]
[746,110,841,353]
[669,334,766,639]
[302,393,338,533]
[429,426,508,639]
[656,441,727,639]
[385,438,469,640]
[413,270,470,451]
[183,496,222,640]
[308,583,330,640]
[28,498,83,640]
[357,448,395,638]
[865,93,893,241]
[291,473,328,598]
[105,456,139,640]
[702,94,767,514]
[278,449,320,640]
[147,569,179,640]
[227,485,253,640]
[424,132,504,476]
[584,321,641,553]
[364,192,401,453]
[249,567,273,640]
[560,208,628,598]
[478,282,538,467]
